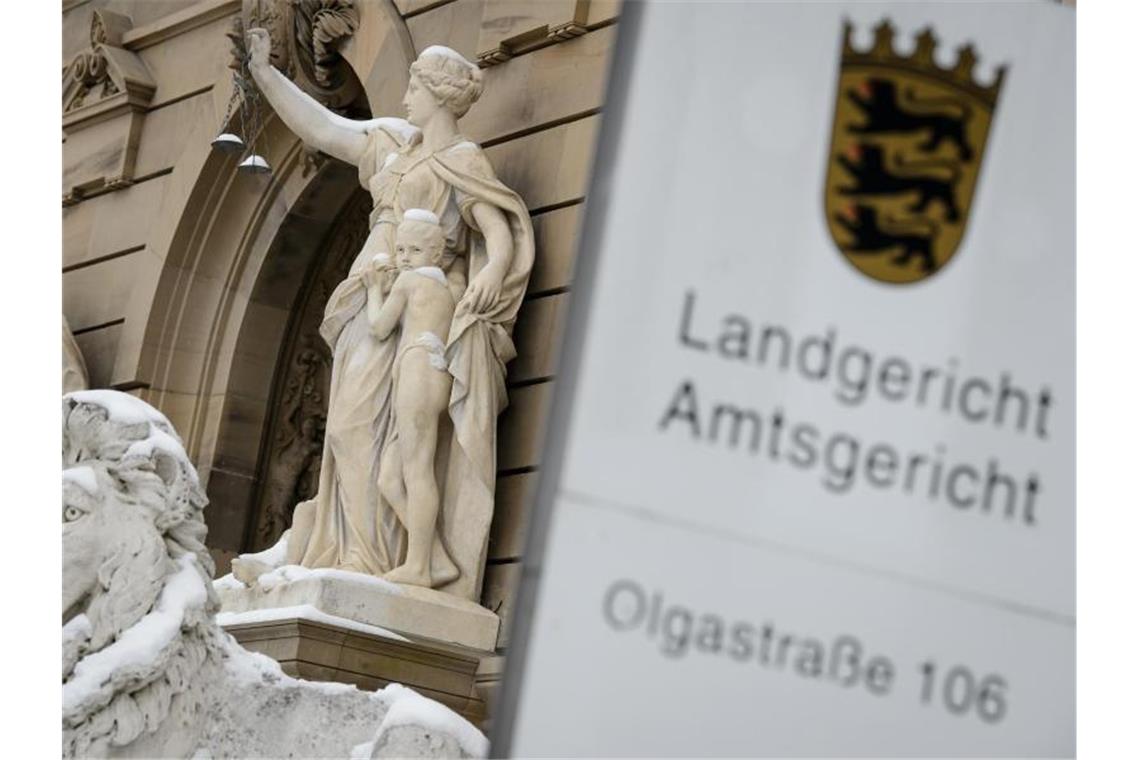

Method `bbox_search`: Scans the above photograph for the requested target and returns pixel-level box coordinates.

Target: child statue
[366,210,460,588]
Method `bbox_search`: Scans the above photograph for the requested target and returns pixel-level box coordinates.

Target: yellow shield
[824,20,1005,284]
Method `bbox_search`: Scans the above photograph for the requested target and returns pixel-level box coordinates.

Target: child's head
[396,209,445,269]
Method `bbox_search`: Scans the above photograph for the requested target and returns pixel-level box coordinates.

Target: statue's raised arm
[245,38,537,607]
[246,28,372,165]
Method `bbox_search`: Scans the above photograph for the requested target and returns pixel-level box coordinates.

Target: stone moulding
[475,0,590,68]
[217,569,502,652]
[221,616,488,723]
[62,10,156,206]
[121,0,242,51]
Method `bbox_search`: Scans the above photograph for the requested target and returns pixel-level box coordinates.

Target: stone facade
[63,0,617,716]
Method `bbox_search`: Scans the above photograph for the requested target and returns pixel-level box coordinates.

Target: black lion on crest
[837,143,962,222]
[847,78,974,162]
[835,203,939,273]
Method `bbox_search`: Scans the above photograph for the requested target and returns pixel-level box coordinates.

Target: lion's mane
[62,392,221,758]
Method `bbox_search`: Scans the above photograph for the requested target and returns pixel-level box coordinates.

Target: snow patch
[413,266,447,287]
[212,573,245,592]
[418,45,479,72]
[220,636,288,686]
[67,390,172,427]
[221,635,359,696]
[63,465,99,495]
[237,533,288,569]
[64,555,207,713]
[403,208,441,226]
[349,739,375,759]
[217,604,409,642]
[124,427,189,467]
[67,390,198,485]
[255,565,405,595]
[358,116,419,142]
[63,613,92,645]
[377,683,489,758]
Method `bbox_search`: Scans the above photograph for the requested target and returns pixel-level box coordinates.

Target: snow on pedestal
[217,560,501,652]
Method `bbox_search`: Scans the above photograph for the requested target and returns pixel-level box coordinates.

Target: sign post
[494,2,1074,755]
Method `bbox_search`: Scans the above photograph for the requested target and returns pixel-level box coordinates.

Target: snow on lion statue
[62,390,488,759]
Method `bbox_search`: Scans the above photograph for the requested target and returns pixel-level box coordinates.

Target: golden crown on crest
[841,19,1006,108]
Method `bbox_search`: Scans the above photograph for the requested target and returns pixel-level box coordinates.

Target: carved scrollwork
[297,0,360,89]
[66,10,127,111]
[62,10,156,204]
[64,10,155,115]
[66,53,119,112]
[238,0,363,112]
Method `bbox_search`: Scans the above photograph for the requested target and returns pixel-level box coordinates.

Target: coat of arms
[824,20,1005,284]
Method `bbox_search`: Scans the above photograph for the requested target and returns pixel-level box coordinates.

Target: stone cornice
[122,0,241,51]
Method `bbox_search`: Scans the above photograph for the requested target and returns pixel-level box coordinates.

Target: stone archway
[197,159,370,560]
[237,187,371,554]
[130,0,416,568]
[135,132,367,563]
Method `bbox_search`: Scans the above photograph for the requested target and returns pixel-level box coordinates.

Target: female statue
[244,30,534,602]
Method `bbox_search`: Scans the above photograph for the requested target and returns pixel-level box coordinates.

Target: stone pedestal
[218,568,500,651]
[474,655,506,734]
[222,616,487,724]
[217,568,502,727]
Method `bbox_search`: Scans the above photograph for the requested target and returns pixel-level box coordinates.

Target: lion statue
[63,390,488,759]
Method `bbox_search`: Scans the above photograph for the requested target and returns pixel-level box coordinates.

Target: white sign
[496,2,1074,756]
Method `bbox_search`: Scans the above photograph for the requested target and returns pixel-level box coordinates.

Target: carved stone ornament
[237,0,362,111]
[61,390,489,758]
[62,10,156,205]
[475,0,590,68]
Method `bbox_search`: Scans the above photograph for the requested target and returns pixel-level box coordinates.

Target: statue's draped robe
[297,119,534,601]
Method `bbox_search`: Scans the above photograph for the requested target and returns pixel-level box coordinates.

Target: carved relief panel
[234,0,365,112]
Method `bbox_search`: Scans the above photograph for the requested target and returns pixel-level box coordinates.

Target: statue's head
[397,209,446,269]
[62,391,214,653]
[405,45,483,125]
